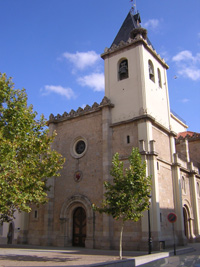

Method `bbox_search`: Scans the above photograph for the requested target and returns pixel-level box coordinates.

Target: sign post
[167,213,177,255]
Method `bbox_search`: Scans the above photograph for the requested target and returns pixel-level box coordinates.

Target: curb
[87,247,195,267]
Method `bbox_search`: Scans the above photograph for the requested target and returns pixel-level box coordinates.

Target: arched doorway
[73,207,86,247]
[183,205,191,239]
[60,194,94,248]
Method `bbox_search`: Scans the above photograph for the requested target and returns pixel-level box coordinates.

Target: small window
[75,140,86,155]
[157,162,159,170]
[71,137,88,159]
[127,135,130,144]
[119,59,128,80]
[148,60,155,82]
[34,210,38,219]
[157,68,162,88]
[181,176,186,194]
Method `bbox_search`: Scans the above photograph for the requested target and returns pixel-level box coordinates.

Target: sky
[0,0,200,132]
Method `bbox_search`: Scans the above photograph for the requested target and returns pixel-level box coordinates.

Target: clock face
[75,140,86,155]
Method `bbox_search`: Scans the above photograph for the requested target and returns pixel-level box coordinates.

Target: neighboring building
[175,131,200,240]
[0,212,26,245]
[14,10,200,250]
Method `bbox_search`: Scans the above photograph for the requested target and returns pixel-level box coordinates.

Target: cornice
[110,113,172,135]
[101,33,169,69]
[48,96,114,125]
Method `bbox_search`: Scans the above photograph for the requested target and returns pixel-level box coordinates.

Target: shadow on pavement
[0,254,80,263]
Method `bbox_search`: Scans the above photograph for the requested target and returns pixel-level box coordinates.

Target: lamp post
[148,196,152,254]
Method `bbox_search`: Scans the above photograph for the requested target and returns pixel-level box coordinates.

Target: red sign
[168,213,177,223]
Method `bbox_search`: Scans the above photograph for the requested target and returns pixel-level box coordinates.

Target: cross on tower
[130,0,137,14]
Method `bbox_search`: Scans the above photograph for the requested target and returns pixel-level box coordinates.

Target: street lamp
[148,195,152,254]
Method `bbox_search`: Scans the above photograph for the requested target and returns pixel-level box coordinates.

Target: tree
[93,147,151,259]
[0,73,65,222]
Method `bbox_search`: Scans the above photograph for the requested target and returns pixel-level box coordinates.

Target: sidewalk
[0,243,198,267]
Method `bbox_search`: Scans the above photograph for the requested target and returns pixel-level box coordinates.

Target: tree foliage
[94,147,151,259]
[0,73,65,222]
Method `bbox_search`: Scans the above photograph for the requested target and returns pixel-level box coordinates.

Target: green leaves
[94,147,151,222]
[0,73,65,222]
[94,147,151,259]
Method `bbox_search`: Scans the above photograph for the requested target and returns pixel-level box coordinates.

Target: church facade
[3,10,200,250]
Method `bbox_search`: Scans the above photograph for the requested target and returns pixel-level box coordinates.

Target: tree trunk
[119,221,124,260]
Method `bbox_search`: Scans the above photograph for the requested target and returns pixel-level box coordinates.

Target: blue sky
[0,0,200,132]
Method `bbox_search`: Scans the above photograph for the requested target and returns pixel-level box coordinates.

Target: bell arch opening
[118,58,129,80]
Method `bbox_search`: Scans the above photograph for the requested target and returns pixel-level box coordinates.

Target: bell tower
[101,10,171,131]
[101,10,176,250]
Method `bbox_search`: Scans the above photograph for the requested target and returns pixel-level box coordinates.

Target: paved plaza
[0,243,200,267]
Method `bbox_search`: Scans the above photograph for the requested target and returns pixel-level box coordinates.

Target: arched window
[118,59,128,80]
[181,176,186,194]
[157,68,162,88]
[148,60,155,82]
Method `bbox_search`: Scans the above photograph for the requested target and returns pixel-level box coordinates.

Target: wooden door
[73,207,86,247]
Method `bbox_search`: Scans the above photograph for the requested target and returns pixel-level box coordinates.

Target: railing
[171,110,187,125]
[177,151,200,174]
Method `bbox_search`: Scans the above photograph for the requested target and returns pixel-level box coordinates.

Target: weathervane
[130,0,137,14]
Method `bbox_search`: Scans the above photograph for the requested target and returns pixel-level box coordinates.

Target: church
[1,9,200,251]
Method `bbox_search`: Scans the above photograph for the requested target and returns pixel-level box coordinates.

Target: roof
[111,10,153,48]
[177,131,200,140]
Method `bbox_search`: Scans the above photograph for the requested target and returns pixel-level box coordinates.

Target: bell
[119,66,127,74]
[119,62,128,74]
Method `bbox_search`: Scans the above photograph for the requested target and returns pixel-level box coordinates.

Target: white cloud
[178,67,200,81]
[172,50,200,81]
[77,73,104,92]
[42,85,76,99]
[172,50,200,63]
[62,51,100,70]
[143,19,160,31]
[180,98,190,103]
